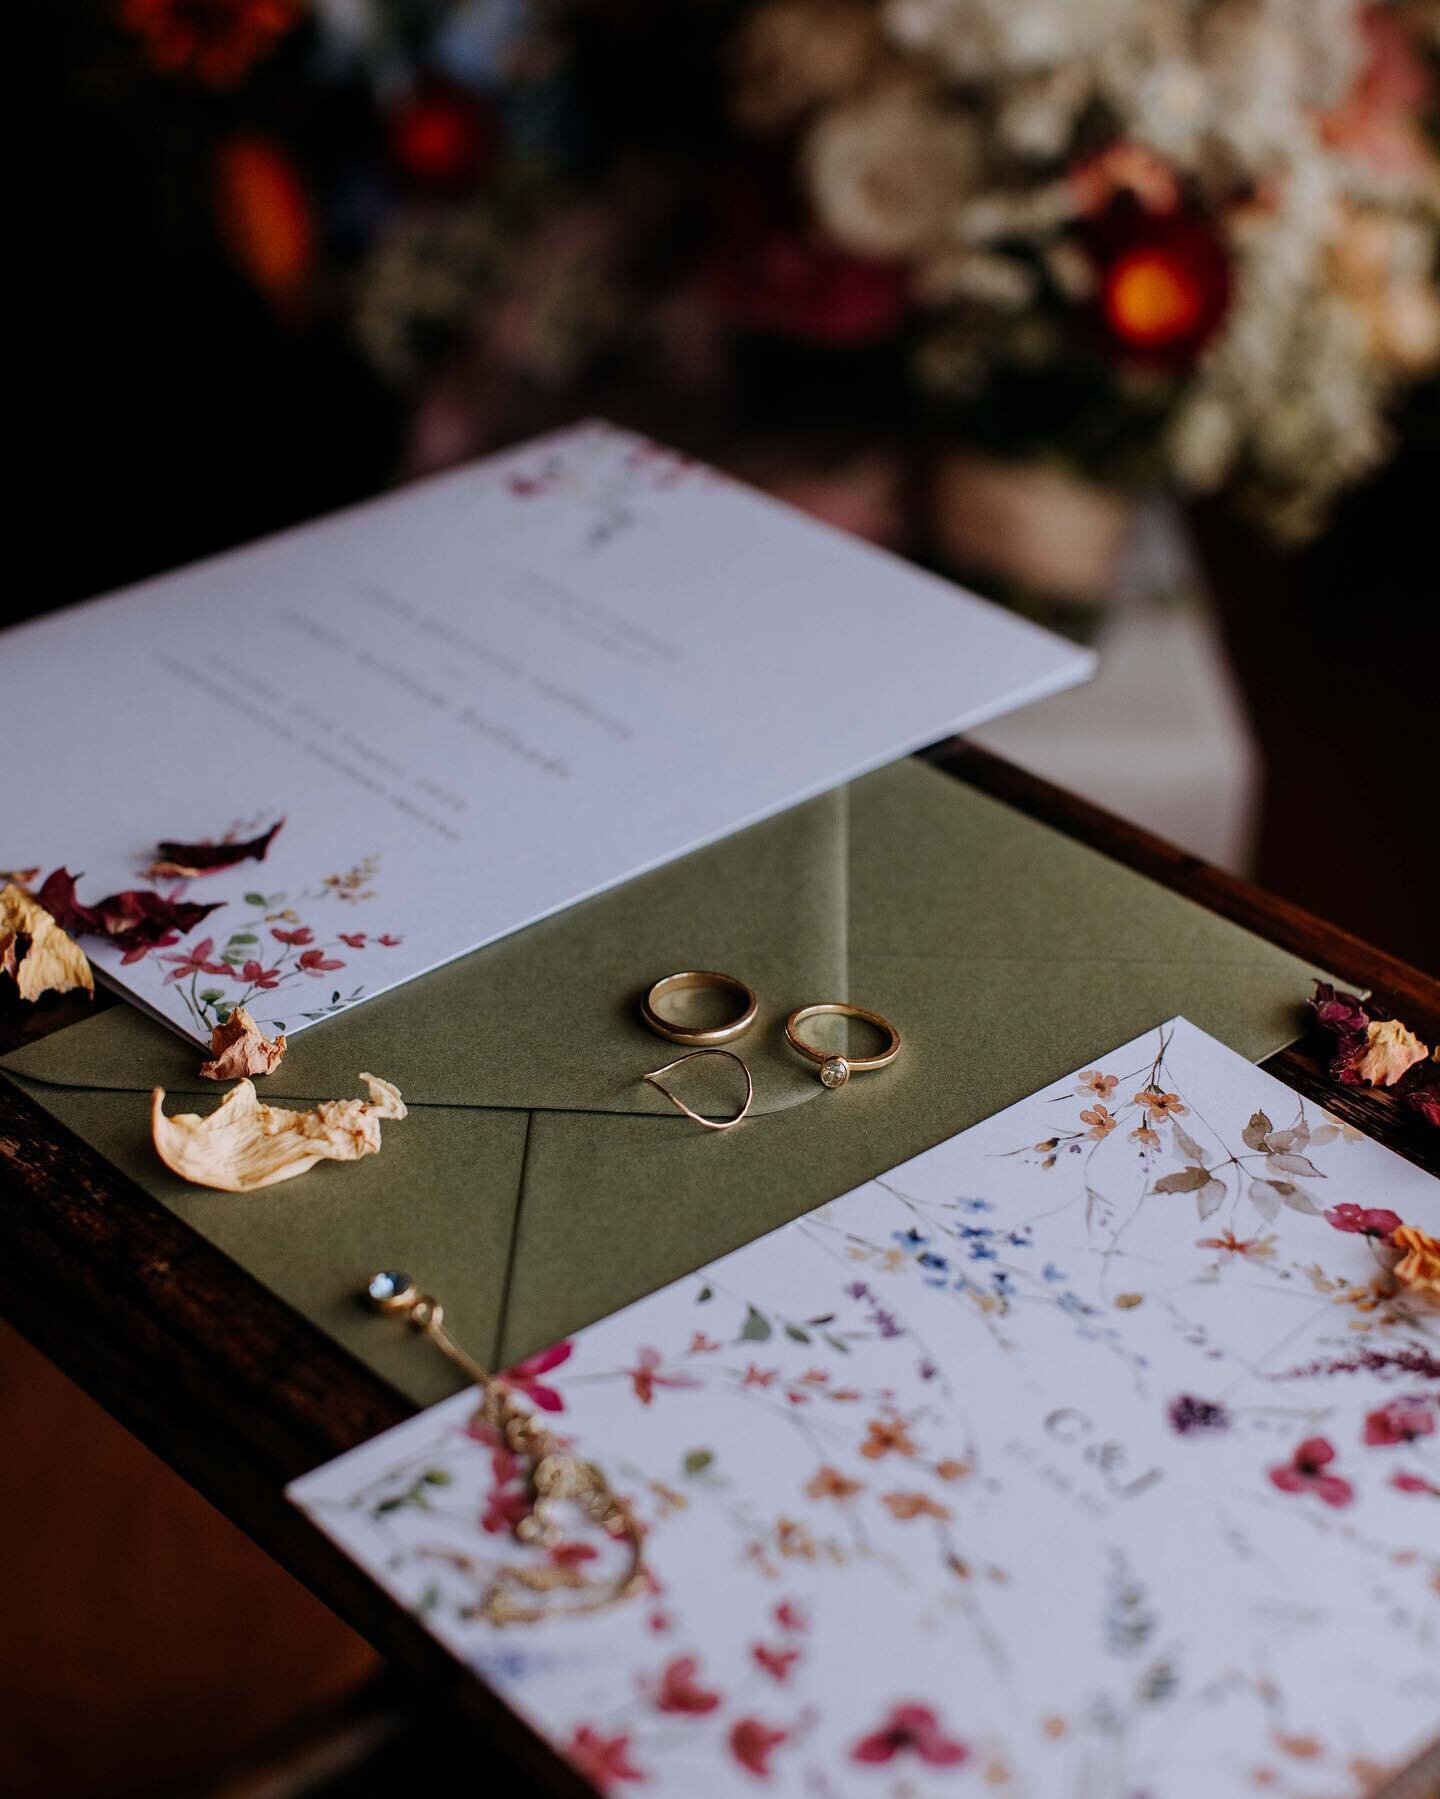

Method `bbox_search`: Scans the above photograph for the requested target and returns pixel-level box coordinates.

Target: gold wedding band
[640,970,758,1046]
[643,1049,754,1132]
[784,1002,901,1090]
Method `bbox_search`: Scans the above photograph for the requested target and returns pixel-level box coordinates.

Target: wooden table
[3,744,1437,1798]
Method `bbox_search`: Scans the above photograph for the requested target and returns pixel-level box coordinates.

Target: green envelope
[2,760,1325,1408]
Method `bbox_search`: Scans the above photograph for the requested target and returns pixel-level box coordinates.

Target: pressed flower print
[293,1019,1440,1798]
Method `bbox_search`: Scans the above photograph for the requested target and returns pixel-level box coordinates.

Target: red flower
[852,1703,969,1768]
[1086,200,1230,363]
[1324,1203,1402,1241]
[297,947,345,975]
[773,1600,807,1633]
[729,1717,789,1778]
[1268,1437,1355,1508]
[119,0,300,88]
[499,1341,573,1413]
[654,1654,722,1716]
[752,1643,801,1683]
[339,932,368,949]
[271,925,313,945]
[378,933,403,947]
[1364,1397,1435,1447]
[566,1725,646,1791]
[389,77,500,189]
[1390,1471,1440,1497]
[235,960,282,988]
[627,1346,701,1407]
[162,936,228,983]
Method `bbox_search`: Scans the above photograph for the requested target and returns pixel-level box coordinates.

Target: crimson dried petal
[1407,1079,1440,1129]
[1309,981,1381,1037]
[31,868,222,952]
[148,819,284,879]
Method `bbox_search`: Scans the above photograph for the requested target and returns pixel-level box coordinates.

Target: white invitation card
[292,1019,1440,1798]
[2,422,1091,1046]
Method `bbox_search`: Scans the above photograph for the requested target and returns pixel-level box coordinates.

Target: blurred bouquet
[730,0,1440,539]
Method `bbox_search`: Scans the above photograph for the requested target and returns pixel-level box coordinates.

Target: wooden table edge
[0,743,1435,1798]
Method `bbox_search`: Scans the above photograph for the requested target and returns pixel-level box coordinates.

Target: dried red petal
[32,869,223,952]
[148,819,283,879]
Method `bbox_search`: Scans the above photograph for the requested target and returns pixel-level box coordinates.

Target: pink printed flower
[774,1600,807,1633]
[378,933,403,946]
[1324,1203,1403,1240]
[852,1703,969,1768]
[1268,1437,1355,1508]
[548,1541,598,1570]
[730,1717,789,1778]
[627,1346,701,1407]
[499,1341,573,1413]
[270,925,313,945]
[297,948,345,975]
[566,1725,646,1791]
[753,1643,801,1683]
[122,931,178,965]
[1364,1397,1435,1446]
[234,959,282,989]
[1390,1471,1440,1497]
[654,1654,722,1715]
[162,937,227,982]
[480,1482,531,1536]
[339,932,368,949]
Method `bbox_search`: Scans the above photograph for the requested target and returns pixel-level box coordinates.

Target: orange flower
[1130,1123,1160,1147]
[1197,1231,1275,1261]
[120,0,300,87]
[882,1490,951,1522]
[1077,1071,1118,1098]
[935,1459,972,1482]
[1391,1225,1440,1297]
[860,1415,918,1460]
[1079,1103,1117,1139]
[806,1464,864,1500]
[1135,1088,1188,1122]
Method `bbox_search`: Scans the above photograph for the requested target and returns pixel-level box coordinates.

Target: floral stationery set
[291,1019,1440,1797]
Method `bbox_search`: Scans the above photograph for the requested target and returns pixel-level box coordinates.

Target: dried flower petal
[0,882,94,1003]
[1347,1018,1429,1088]
[1309,981,1379,1037]
[34,867,223,953]
[1391,1226,1440,1298]
[198,1005,287,1080]
[147,820,284,880]
[1406,1079,1440,1129]
[151,1072,405,1193]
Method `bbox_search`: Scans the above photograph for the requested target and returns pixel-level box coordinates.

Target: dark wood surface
[1,744,1436,1798]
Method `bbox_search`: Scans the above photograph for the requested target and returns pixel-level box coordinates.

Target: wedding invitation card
[292,1019,1440,1798]
[2,422,1091,1046]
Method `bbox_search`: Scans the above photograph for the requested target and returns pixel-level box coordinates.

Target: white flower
[803,87,983,259]
[731,0,883,135]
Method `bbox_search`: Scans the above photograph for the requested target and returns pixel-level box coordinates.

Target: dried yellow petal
[1353,1018,1429,1088]
[1391,1225,1440,1299]
[198,1005,287,1080]
[151,1072,405,1193]
[0,881,94,1003]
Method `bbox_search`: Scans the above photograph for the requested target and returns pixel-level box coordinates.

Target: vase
[927,447,1137,635]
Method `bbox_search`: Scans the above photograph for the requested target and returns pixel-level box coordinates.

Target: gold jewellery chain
[366,1271,648,1626]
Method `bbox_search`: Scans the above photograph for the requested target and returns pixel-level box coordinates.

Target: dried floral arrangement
[729,0,1440,538]
[77,0,1440,540]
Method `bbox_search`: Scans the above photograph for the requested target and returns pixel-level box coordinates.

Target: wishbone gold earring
[642,1047,754,1131]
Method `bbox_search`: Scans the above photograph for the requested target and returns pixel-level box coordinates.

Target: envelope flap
[2,786,850,1118]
